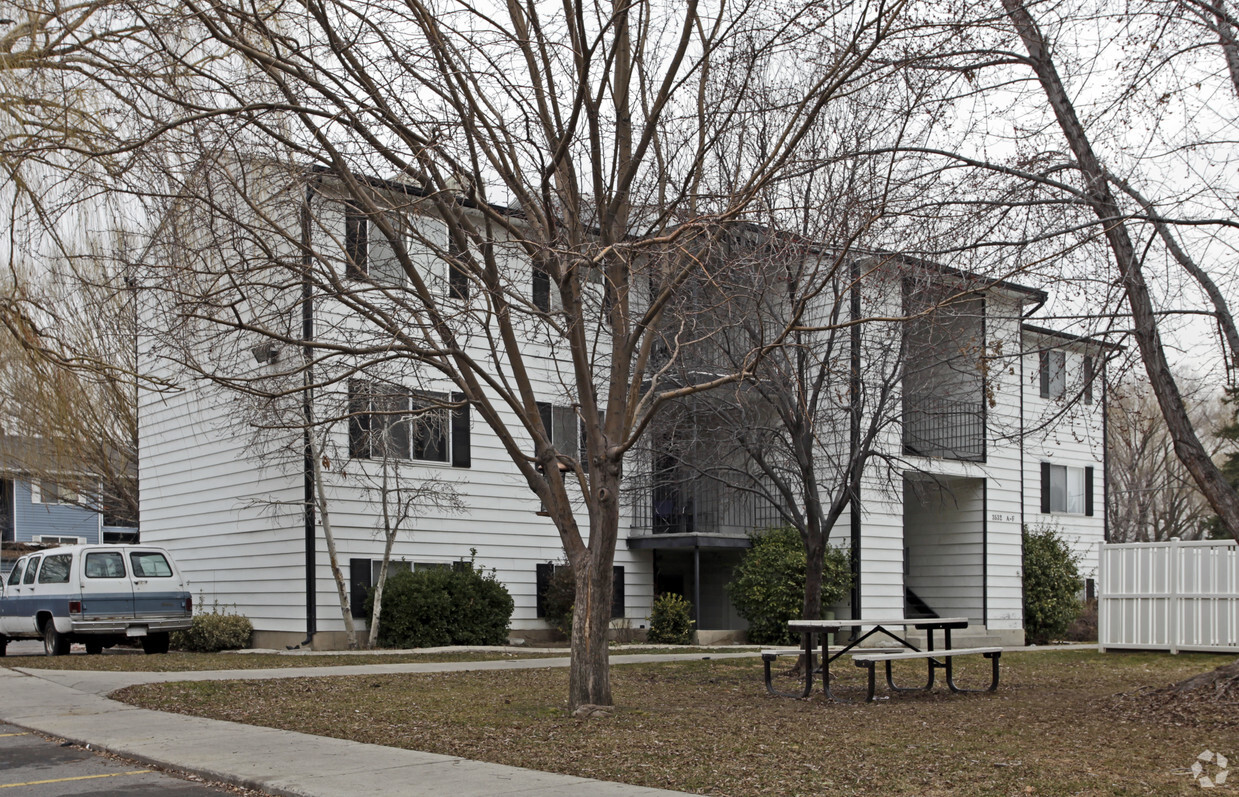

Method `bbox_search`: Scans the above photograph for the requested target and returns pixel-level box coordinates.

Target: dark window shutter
[1039,351,1050,398]
[1040,462,1052,514]
[612,566,624,618]
[580,419,588,474]
[348,380,371,459]
[349,558,371,618]
[532,264,550,311]
[1084,355,1094,404]
[536,563,552,617]
[345,208,368,279]
[451,392,471,468]
[1085,466,1094,516]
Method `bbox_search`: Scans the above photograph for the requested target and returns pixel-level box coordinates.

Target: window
[348,381,471,467]
[1040,463,1094,516]
[343,204,448,289]
[130,552,173,578]
[31,481,78,506]
[33,535,84,545]
[85,551,126,579]
[23,558,38,585]
[536,402,579,458]
[37,554,72,584]
[8,559,25,587]
[350,558,431,618]
[536,563,624,618]
[344,206,368,279]
[1039,350,1066,399]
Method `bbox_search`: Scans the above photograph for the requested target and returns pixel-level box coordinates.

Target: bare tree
[90,0,920,708]
[1108,374,1221,542]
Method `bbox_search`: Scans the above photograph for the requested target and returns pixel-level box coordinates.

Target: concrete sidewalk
[0,653,760,796]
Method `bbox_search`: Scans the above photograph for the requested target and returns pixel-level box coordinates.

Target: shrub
[367,552,514,648]
[541,561,576,638]
[1023,525,1084,644]
[647,592,695,644]
[726,527,852,645]
[171,604,253,652]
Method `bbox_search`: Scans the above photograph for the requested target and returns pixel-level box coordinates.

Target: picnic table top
[786,616,970,631]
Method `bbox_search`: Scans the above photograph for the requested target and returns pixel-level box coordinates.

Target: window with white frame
[342,204,449,290]
[348,380,471,467]
[1040,463,1094,516]
[31,480,78,506]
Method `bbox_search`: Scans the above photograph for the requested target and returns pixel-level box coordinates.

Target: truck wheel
[85,640,103,655]
[43,623,70,656]
[141,633,170,655]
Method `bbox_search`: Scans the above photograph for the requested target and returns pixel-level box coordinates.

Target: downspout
[848,260,861,637]
[300,183,317,648]
[1018,294,1046,638]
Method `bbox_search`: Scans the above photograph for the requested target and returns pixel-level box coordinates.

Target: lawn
[114,649,1239,796]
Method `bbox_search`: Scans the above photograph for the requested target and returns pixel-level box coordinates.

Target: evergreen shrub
[647,592,695,644]
[367,552,514,648]
[170,603,253,652]
[1022,525,1084,644]
[726,527,851,645]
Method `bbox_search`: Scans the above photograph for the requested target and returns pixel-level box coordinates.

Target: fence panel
[1099,539,1239,653]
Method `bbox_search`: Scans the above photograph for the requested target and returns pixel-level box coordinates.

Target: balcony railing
[903,396,985,462]
[629,476,786,537]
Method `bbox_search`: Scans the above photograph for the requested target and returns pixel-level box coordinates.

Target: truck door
[4,556,41,635]
[128,550,184,622]
[81,549,135,622]
[0,558,27,635]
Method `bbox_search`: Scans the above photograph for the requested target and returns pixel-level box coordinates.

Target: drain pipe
[298,182,317,649]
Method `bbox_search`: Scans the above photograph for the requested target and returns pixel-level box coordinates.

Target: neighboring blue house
[0,477,107,545]
[0,437,138,547]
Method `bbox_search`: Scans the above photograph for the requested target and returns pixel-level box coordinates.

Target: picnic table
[762,617,1001,702]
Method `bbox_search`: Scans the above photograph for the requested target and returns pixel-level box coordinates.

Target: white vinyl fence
[1098,539,1239,653]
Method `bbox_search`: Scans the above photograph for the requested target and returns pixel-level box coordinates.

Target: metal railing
[903,396,985,462]
[629,476,786,537]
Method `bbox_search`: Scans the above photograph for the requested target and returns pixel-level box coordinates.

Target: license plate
[126,626,148,637]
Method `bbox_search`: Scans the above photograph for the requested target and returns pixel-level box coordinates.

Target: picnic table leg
[945,651,1002,694]
[884,658,936,693]
[762,642,815,698]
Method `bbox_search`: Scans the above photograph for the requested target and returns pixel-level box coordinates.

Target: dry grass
[115,650,1239,796]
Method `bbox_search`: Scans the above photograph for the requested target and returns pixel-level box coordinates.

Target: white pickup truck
[0,544,193,655]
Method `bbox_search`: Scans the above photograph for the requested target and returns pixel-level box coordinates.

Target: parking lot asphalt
[0,722,245,795]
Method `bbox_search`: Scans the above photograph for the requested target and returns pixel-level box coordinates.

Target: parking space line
[0,733,29,738]
[0,770,151,789]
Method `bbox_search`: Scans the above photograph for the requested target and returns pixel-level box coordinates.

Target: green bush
[170,605,253,652]
[542,561,576,638]
[726,527,852,645]
[367,552,514,648]
[1023,525,1084,644]
[647,592,695,644]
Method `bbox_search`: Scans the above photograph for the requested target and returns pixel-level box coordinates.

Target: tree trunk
[568,549,614,708]
[1002,0,1239,541]
[802,533,825,622]
[307,429,359,648]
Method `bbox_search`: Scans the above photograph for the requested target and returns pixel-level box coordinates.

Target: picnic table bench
[762,617,1002,702]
